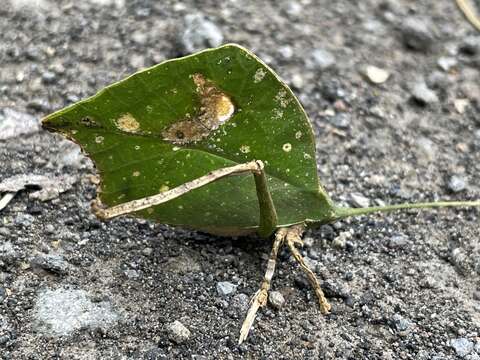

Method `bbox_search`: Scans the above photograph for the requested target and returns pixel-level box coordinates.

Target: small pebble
[216,281,237,297]
[322,280,350,299]
[448,175,467,193]
[31,254,69,275]
[308,249,319,260]
[27,98,50,112]
[330,113,350,129]
[451,248,468,273]
[454,99,470,114]
[302,236,314,248]
[123,269,140,279]
[167,320,191,344]
[142,247,153,256]
[290,73,304,89]
[411,81,439,105]
[349,192,370,208]
[450,338,473,357]
[131,30,147,45]
[129,54,145,69]
[401,18,435,52]
[41,71,57,84]
[180,14,223,53]
[389,234,409,249]
[0,242,19,264]
[268,291,285,310]
[285,1,302,17]
[332,231,352,249]
[363,65,390,84]
[0,227,10,237]
[437,57,457,72]
[44,224,55,234]
[459,36,480,55]
[230,293,249,312]
[278,45,293,59]
[392,314,410,331]
[309,48,335,70]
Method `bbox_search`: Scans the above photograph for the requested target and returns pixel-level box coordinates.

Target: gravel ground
[1,0,480,359]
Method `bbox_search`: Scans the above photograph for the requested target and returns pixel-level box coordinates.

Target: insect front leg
[93,160,278,237]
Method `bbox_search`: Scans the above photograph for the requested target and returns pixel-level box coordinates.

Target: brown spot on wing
[162,120,209,145]
[162,73,234,145]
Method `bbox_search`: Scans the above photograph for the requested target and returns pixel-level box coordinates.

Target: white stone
[364,65,390,84]
[167,320,191,344]
[34,288,119,336]
[0,108,40,140]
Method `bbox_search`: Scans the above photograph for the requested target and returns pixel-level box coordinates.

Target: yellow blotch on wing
[115,113,140,133]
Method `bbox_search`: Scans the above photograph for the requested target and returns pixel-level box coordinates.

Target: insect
[42,44,479,344]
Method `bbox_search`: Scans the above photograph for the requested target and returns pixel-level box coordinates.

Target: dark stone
[31,254,69,275]
[401,18,435,52]
[41,71,57,84]
[322,280,350,299]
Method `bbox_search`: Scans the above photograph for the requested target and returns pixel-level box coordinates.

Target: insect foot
[91,198,108,220]
[238,225,331,345]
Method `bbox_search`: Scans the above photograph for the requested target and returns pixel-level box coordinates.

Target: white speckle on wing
[272,108,284,120]
[159,185,170,192]
[240,145,251,153]
[253,68,266,83]
[282,143,292,152]
[275,89,291,108]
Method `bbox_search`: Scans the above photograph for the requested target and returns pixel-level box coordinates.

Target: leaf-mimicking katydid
[42,44,480,344]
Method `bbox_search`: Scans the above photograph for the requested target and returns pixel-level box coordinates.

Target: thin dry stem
[286,225,331,314]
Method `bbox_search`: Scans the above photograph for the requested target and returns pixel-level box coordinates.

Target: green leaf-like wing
[42,44,335,235]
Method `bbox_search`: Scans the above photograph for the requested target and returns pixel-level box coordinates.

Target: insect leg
[285,225,331,314]
[94,160,277,236]
[238,227,287,345]
[0,192,16,212]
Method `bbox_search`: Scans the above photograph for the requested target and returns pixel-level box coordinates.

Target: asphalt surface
[1,0,480,359]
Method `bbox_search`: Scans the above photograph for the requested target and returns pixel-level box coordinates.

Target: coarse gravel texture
[1,0,480,359]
